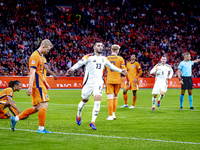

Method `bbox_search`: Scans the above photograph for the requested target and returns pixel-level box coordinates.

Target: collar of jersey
[131,61,135,64]
[36,50,42,56]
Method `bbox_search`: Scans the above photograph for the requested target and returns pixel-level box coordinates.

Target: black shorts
[181,77,193,90]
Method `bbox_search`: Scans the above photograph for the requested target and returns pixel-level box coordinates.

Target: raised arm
[168,67,174,79]
[67,55,89,76]
[193,59,200,64]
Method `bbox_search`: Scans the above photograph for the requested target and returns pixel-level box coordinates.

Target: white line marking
[0,127,199,145]
[16,102,199,111]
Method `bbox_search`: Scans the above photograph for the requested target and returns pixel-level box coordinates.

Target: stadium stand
[0,0,199,77]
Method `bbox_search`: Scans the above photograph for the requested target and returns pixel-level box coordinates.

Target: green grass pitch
[0,89,200,150]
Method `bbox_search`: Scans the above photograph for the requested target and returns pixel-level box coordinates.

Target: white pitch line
[0,127,199,145]
[16,102,199,111]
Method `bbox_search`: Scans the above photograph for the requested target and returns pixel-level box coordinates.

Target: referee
[177,52,200,110]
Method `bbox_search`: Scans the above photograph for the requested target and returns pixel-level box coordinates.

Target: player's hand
[121,69,128,75]
[180,80,184,84]
[126,82,130,88]
[26,87,32,96]
[44,81,50,90]
[133,79,137,83]
[53,74,57,80]
[67,68,74,76]
[156,68,159,71]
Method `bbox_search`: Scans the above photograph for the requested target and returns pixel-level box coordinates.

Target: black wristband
[179,78,183,81]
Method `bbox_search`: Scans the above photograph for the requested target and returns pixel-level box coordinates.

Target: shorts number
[96,63,101,69]
[110,61,115,72]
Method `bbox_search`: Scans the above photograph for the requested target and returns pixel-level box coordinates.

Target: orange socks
[18,108,36,120]
[123,94,128,105]
[113,98,118,113]
[38,108,47,126]
[107,99,113,116]
[132,96,137,106]
[0,113,8,119]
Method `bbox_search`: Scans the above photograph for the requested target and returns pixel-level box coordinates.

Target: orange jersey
[0,87,13,104]
[126,61,142,81]
[29,50,45,88]
[43,56,47,80]
[106,54,126,84]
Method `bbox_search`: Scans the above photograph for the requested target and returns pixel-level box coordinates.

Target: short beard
[96,50,102,54]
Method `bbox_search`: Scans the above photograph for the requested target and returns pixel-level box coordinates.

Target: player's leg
[76,85,92,125]
[0,106,10,119]
[157,84,167,107]
[90,85,103,130]
[106,84,114,120]
[130,79,138,108]
[121,87,129,108]
[112,84,121,119]
[37,101,52,133]
[152,83,159,111]
[188,77,194,109]
[129,90,137,108]
[188,89,194,109]
[180,90,185,109]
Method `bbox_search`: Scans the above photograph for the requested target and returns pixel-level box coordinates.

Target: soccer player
[121,54,142,109]
[0,80,21,119]
[177,52,200,110]
[67,41,127,130]
[105,44,127,120]
[150,55,173,111]
[10,39,53,133]
[43,56,57,80]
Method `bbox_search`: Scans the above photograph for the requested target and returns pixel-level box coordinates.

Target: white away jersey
[150,63,174,83]
[71,54,122,86]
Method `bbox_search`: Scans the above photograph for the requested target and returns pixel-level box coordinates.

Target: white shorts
[81,84,103,100]
[152,82,167,94]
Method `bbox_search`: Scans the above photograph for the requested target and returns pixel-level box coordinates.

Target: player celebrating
[150,55,173,111]
[0,80,21,119]
[177,52,200,110]
[105,44,127,120]
[121,54,142,109]
[67,41,127,130]
[10,39,53,133]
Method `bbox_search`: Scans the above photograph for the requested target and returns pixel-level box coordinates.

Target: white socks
[91,101,101,122]
[39,126,44,131]
[152,97,156,107]
[77,101,87,116]
[15,116,19,121]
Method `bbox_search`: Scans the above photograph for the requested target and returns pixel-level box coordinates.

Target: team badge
[132,65,135,68]
[10,92,12,95]
[31,60,35,64]
[46,95,49,99]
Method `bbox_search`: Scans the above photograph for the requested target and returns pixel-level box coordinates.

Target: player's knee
[6,112,12,118]
[107,94,113,99]
[123,91,127,94]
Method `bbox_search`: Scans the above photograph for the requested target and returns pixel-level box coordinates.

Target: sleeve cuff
[30,66,37,69]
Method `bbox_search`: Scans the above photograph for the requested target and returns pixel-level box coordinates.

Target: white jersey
[71,54,122,86]
[150,63,174,83]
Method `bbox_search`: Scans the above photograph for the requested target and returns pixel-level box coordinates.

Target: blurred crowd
[0,0,200,77]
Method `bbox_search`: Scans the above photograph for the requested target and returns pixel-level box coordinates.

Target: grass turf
[0,89,200,150]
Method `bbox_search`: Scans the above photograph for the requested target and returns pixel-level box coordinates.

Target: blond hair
[111,44,120,52]
[41,39,53,48]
